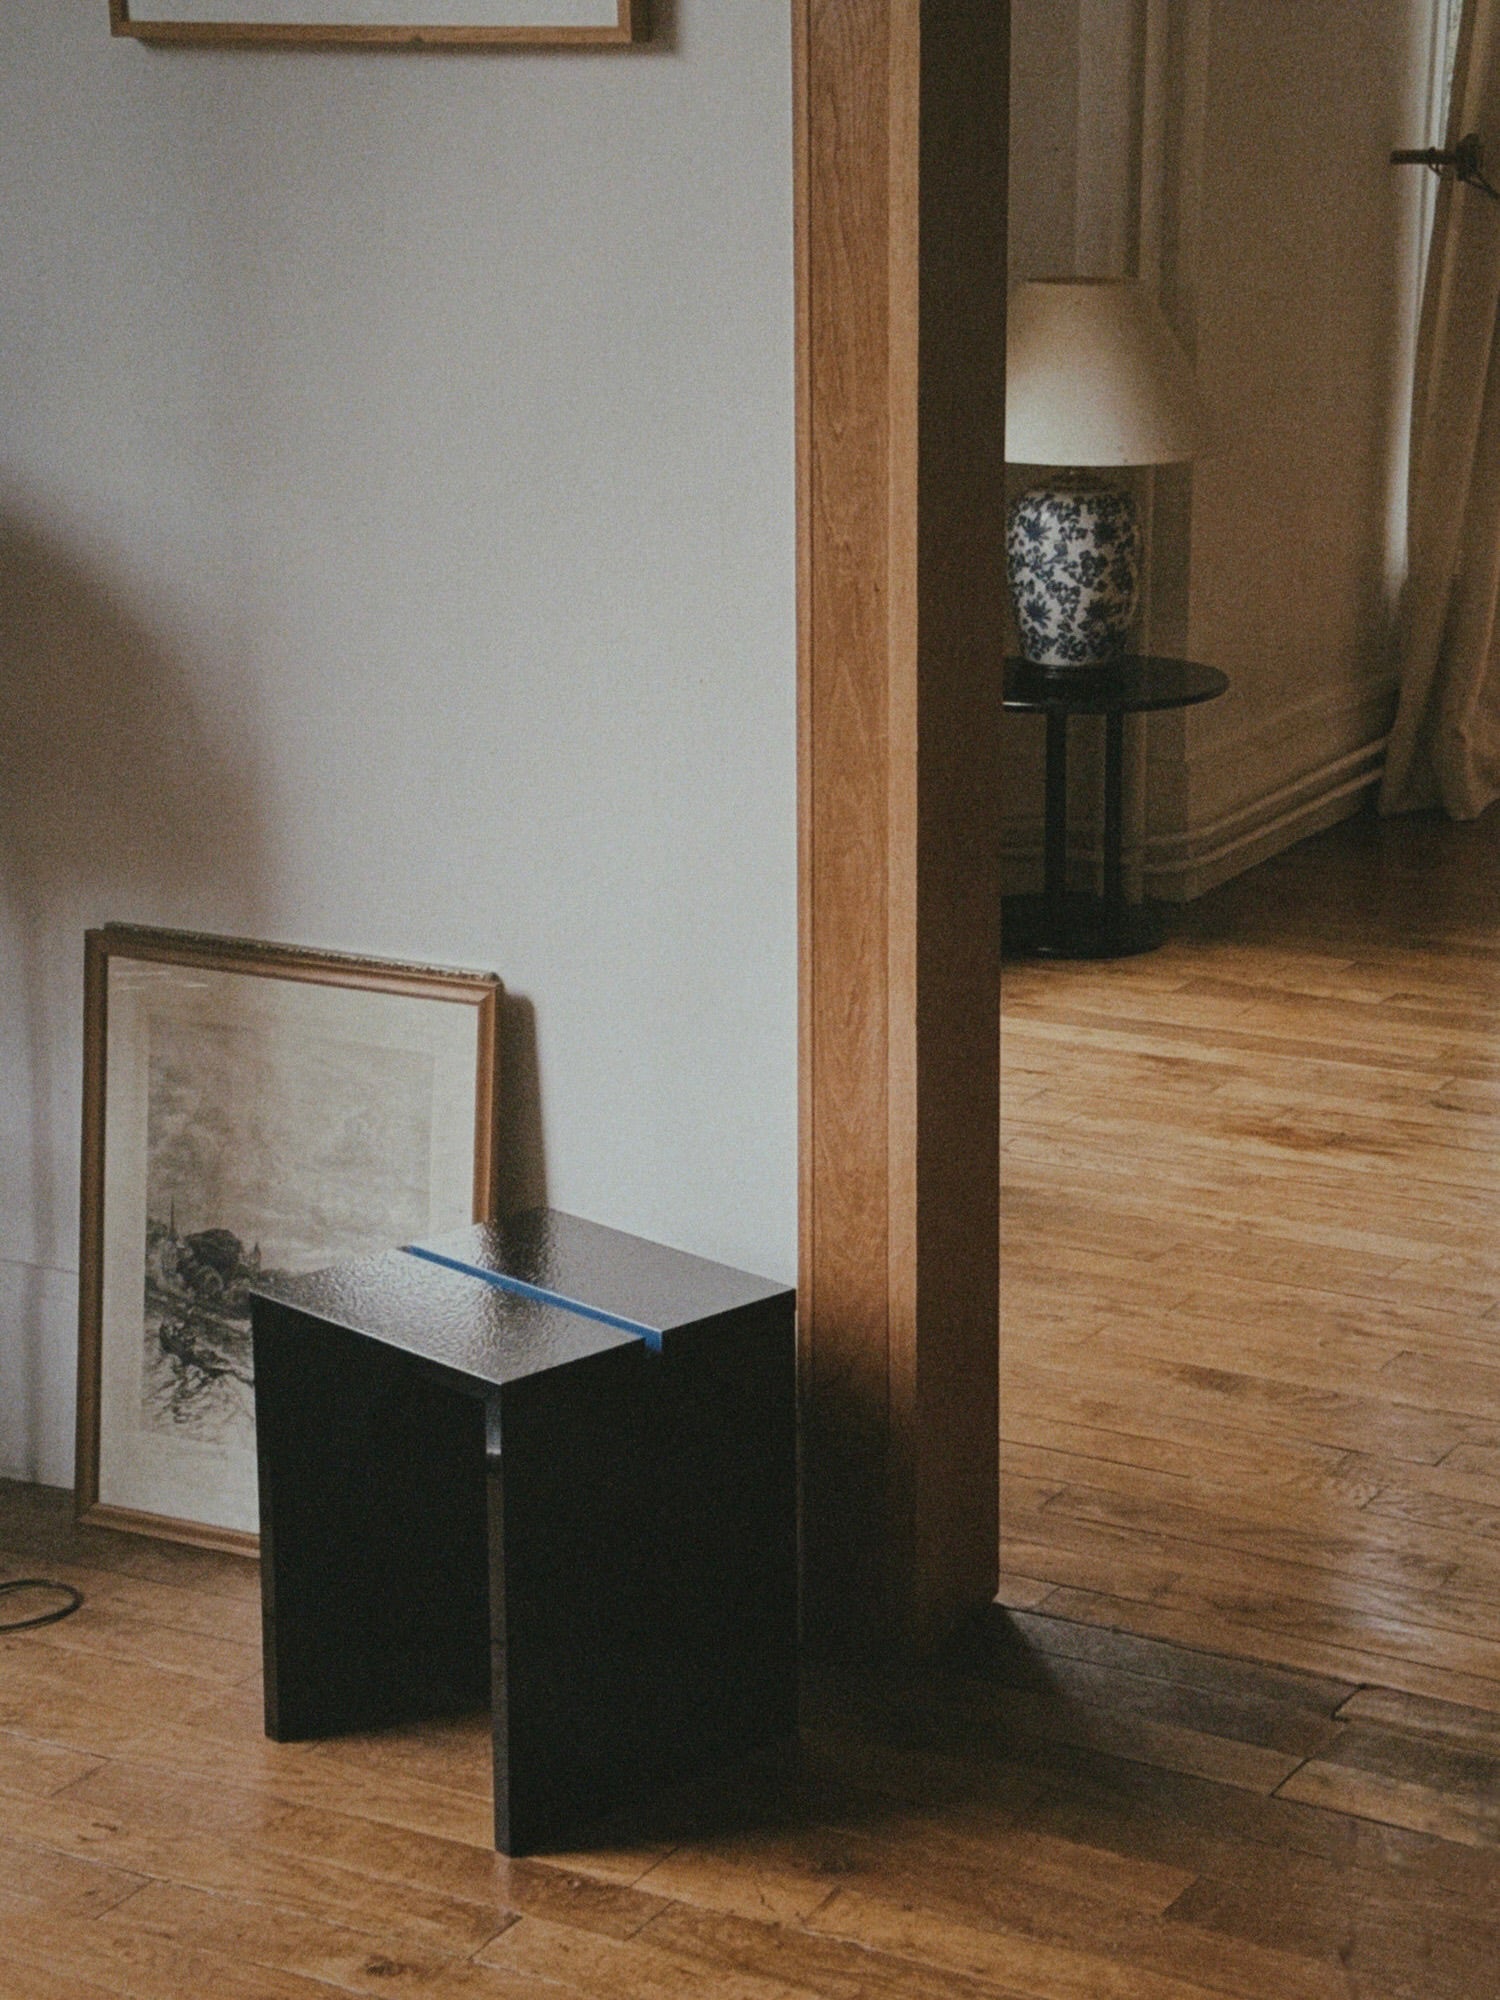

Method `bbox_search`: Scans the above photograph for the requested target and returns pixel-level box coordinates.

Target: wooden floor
[1002,804,1500,1717]
[6,806,1500,1996]
[3,1478,1500,1999]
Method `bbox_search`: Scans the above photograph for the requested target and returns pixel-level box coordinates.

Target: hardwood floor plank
[1002,1486,1500,1648]
[0,1790,521,1955]
[1378,1345,1500,1423]
[1277,1721,1500,1844]
[806,1882,1351,2000]
[1002,1530,1500,1687]
[1439,1440,1500,1477]
[0,1555,263,1647]
[478,1912,824,2000]
[990,1607,1358,1714]
[1101,1225,1498,1317]
[0,1906,365,2000]
[0,1593,260,1684]
[1001,1450,1462,1590]
[48,1754,665,1935]
[1028,1585,1500,1715]
[628,1836,846,1927]
[1163,1872,1500,2000]
[948,1679,1306,1794]
[0,1667,494,1847]
[1334,1685,1500,1757]
[966,1626,1348,1759]
[629,1794,1199,1934]
[1002,1416,1377,1512]
[1016,1763,1500,1910]
[993,1571,1057,1612]
[1368,1480,1500,1552]
[637,1898,1024,2000]
[1275,1758,1500,1851]
[0,1832,145,1918]
[93,1880,543,2000]
[0,1959,132,2000]
[296,1712,493,1802]
[0,1485,259,1600]
[1004,1349,1487,1466]
[53,1758,522,1891]
[0,1727,104,1801]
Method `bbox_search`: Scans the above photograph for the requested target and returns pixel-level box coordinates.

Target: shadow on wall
[0,508,271,920]
[495,993,548,1216]
[646,0,676,50]
[0,507,551,1473]
[0,504,271,1479]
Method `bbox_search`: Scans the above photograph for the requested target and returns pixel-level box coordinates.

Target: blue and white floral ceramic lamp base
[1007,477,1142,668]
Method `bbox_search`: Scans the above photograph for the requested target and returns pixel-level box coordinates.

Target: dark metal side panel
[254,1299,490,1740]
[489,1343,653,1853]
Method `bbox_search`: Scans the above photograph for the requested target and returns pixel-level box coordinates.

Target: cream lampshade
[1006,280,1205,668]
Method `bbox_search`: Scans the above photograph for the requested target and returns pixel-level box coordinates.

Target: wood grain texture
[799,0,898,1645]
[4,1480,1499,1999]
[1002,808,1500,1716]
[797,0,1005,1655]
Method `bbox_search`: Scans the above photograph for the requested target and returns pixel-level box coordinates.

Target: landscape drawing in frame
[108,0,647,47]
[76,925,502,1553]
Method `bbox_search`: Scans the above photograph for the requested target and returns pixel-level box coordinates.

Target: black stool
[251,1208,797,1854]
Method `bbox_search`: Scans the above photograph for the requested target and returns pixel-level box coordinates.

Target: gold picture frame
[76,924,502,1554]
[108,0,648,48]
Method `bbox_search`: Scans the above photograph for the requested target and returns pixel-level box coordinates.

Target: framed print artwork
[108,1,647,47]
[76,925,502,1554]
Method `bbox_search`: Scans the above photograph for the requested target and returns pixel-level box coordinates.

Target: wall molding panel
[1144,735,1390,899]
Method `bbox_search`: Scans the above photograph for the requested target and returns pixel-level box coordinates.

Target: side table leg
[1043,710,1068,934]
[1101,709,1164,955]
[1103,710,1125,910]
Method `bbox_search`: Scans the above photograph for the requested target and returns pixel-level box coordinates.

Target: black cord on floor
[0,1579,83,1632]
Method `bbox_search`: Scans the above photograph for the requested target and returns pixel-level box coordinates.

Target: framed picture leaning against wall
[75,924,502,1553]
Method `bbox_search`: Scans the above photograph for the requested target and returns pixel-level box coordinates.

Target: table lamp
[1006,279,1205,669]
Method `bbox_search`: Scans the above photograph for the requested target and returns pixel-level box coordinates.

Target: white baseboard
[1143,733,1387,899]
[0,1258,78,1488]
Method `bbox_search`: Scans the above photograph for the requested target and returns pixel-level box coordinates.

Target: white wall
[1169,0,1438,889]
[1006,0,1441,897]
[0,0,797,1484]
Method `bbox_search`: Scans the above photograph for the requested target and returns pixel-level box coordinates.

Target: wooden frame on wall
[76,924,502,1555]
[108,1,648,49]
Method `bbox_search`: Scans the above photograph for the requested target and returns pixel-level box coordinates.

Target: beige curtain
[1381,0,1500,817]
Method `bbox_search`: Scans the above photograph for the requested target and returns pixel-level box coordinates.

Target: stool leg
[254,1306,489,1744]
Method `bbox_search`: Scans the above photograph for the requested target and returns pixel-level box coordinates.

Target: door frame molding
[794,0,1008,1652]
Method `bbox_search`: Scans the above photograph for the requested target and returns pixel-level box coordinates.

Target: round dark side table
[1003,654,1228,960]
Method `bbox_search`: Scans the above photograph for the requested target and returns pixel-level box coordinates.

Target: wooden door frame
[794,0,1008,1653]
